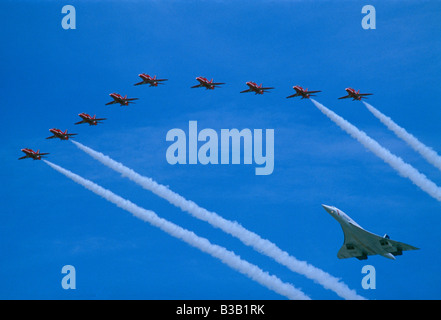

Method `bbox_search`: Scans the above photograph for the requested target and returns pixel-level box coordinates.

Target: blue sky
[1,0,441,299]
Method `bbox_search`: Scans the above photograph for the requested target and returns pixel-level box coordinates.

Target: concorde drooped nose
[321,204,334,214]
[321,204,341,222]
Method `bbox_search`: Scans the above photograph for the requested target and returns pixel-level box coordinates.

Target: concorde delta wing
[337,222,418,260]
[378,236,419,257]
[337,224,372,260]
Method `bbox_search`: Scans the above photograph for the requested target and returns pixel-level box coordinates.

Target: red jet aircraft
[106,93,139,106]
[134,74,168,87]
[338,88,373,101]
[75,113,107,126]
[191,77,225,90]
[240,81,274,95]
[46,128,78,140]
[18,148,49,160]
[286,86,321,99]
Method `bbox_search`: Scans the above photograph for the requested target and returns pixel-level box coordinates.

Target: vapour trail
[43,160,310,300]
[363,101,441,172]
[71,140,365,300]
[311,99,441,202]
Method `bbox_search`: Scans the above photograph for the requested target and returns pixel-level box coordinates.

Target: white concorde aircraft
[322,205,418,260]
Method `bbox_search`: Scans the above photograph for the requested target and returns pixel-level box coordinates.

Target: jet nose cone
[321,204,333,213]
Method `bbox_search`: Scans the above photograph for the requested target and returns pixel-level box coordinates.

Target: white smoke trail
[363,101,441,172]
[311,99,441,201]
[43,160,309,300]
[71,140,365,300]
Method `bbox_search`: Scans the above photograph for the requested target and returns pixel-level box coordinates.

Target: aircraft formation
[22,73,416,262]
[19,73,373,163]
